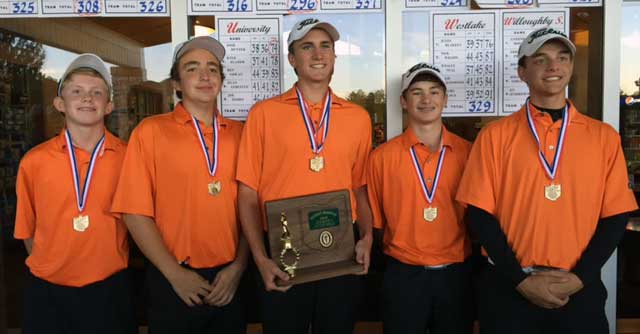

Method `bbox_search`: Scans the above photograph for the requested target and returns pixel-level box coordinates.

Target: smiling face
[172,48,223,105]
[54,71,112,128]
[288,28,336,85]
[518,40,574,102]
[401,78,447,126]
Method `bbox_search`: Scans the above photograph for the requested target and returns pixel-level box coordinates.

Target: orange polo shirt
[236,86,372,229]
[456,101,638,270]
[111,104,243,268]
[14,129,128,287]
[367,126,471,266]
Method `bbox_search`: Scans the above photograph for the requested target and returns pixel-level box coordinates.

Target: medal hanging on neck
[65,129,105,232]
[191,114,221,196]
[410,144,446,222]
[295,86,331,173]
[525,97,569,201]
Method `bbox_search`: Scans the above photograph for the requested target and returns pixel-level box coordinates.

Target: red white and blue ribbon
[525,98,569,180]
[295,86,331,154]
[410,145,446,204]
[65,129,105,212]
[191,114,219,176]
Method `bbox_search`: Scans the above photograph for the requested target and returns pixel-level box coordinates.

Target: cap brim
[288,21,340,47]
[401,68,447,93]
[57,54,111,96]
[519,35,576,59]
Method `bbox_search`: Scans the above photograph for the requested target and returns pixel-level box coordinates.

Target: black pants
[382,256,473,334]
[146,263,245,334]
[261,273,364,334]
[478,264,608,334]
[22,269,136,334]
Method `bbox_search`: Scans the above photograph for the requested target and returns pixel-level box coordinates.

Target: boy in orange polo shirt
[236,18,373,334]
[111,36,248,333]
[14,54,135,334]
[367,63,473,334]
[457,28,638,334]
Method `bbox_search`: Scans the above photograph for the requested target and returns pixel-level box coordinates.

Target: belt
[522,266,566,274]
[423,263,453,270]
[487,257,565,274]
[387,255,457,271]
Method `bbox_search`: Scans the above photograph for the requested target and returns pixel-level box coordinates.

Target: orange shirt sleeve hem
[13,231,33,240]
[600,206,638,220]
[236,177,259,192]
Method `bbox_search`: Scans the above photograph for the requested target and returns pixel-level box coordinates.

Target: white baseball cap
[287,18,340,48]
[517,27,576,61]
[401,63,447,93]
[57,53,111,96]
[173,36,226,63]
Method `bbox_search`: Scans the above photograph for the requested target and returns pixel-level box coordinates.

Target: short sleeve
[351,112,372,189]
[455,127,498,215]
[14,159,36,239]
[111,122,156,218]
[600,129,638,218]
[366,150,385,229]
[236,103,265,191]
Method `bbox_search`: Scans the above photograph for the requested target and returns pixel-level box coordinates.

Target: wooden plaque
[265,189,363,286]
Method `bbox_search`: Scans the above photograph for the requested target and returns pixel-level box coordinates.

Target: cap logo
[527,28,567,44]
[297,18,319,30]
[408,63,441,75]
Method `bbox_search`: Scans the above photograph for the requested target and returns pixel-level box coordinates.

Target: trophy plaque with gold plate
[265,189,363,286]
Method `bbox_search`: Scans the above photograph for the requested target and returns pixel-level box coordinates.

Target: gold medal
[65,130,103,234]
[208,181,222,196]
[544,183,561,201]
[297,87,331,175]
[310,156,324,172]
[73,215,89,232]
[525,100,569,203]
[192,114,221,196]
[411,145,446,224]
[423,207,438,222]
